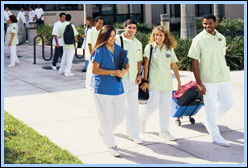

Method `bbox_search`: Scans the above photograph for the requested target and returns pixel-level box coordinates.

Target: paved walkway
[3,43,245,165]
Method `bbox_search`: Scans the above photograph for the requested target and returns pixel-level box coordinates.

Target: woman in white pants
[140,26,183,140]
[5,15,20,67]
[91,25,129,157]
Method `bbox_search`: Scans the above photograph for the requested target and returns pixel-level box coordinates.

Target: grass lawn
[4,111,83,164]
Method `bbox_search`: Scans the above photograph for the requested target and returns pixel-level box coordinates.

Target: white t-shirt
[34,8,44,20]
[17,11,27,23]
[4,10,12,23]
[28,10,36,22]
[52,20,64,46]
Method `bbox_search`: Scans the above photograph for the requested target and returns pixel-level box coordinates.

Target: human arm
[140,57,149,92]
[192,59,206,95]
[92,61,126,77]
[171,63,183,93]
[136,61,142,85]
[8,33,15,46]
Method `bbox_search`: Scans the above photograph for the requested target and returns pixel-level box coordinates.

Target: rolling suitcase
[171,89,204,126]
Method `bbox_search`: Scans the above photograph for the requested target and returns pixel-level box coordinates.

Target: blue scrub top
[91,43,129,95]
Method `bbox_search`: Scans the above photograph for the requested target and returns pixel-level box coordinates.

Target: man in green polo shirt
[188,14,233,147]
[116,19,143,144]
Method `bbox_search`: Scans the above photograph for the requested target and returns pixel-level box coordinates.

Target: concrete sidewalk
[3,43,245,165]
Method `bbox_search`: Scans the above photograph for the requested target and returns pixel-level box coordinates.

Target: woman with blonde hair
[91,25,129,157]
[139,26,183,140]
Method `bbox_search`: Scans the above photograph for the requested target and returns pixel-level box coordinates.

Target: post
[160,14,170,31]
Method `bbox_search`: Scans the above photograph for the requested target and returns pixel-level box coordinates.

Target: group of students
[88,14,233,157]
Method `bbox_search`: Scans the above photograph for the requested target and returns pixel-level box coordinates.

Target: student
[91,25,129,157]
[5,15,20,67]
[57,14,78,77]
[85,16,104,88]
[115,19,143,144]
[28,7,36,22]
[51,12,66,70]
[187,14,233,147]
[17,7,27,27]
[81,17,94,72]
[4,6,12,40]
[140,26,183,140]
[35,4,44,26]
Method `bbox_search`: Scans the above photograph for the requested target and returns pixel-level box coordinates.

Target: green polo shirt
[57,21,78,50]
[5,23,19,46]
[85,27,100,60]
[115,33,143,83]
[187,29,230,83]
[144,43,178,92]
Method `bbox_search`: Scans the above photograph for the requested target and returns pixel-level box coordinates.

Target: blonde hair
[149,26,177,49]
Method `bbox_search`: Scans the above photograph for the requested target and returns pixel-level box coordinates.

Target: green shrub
[37,25,53,45]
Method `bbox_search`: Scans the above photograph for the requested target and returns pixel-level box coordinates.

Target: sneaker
[212,136,230,147]
[109,146,121,157]
[128,136,143,144]
[51,66,57,70]
[140,121,146,133]
[8,64,15,67]
[64,73,74,77]
[159,131,176,141]
[15,60,20,64]
[81,69,87,72]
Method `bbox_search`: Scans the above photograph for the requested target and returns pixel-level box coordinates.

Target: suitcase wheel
[189,117,195,124]
[175,119,181,126]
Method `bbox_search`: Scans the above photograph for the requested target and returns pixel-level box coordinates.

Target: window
[196,4,212,17]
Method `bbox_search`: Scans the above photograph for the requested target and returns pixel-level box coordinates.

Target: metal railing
[33,35,53,64]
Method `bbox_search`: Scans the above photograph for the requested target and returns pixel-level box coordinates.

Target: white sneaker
[51,66,57,70]
[109,146,121,157]
[159,131,176,141]
[128,136,143,144]
[212,136,230,147]
[15,60,20,64]
[140,121,146,133]
[8,64,15,67]
[64,73,74,77]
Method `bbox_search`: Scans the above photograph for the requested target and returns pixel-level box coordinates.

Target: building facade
[5,4,244,26]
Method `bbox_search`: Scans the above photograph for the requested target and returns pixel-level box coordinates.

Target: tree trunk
[214,4,225,22]
[180,4,196,39]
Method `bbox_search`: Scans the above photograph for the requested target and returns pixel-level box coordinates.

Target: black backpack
[63,23,75,44]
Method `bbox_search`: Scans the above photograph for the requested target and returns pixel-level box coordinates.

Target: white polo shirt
[52,20,64,46]
[34,8,44,20]
[4,10,12,23]
[28,10,35,22]
[17,11,27,24]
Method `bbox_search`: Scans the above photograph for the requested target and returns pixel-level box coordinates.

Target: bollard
[27,22,37,45]
[160,14,170,31]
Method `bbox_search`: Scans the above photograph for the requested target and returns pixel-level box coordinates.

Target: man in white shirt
[4,6,12,39]
[51,12,66,70]
[28,7,36,22]
[35,4,44,26]
[17,7,27,27]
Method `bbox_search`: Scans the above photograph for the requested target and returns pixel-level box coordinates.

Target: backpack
[63,23,75,44]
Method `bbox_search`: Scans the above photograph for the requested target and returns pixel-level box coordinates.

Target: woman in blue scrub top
[91,25,129,157]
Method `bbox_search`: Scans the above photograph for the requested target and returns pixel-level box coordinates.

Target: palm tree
[214,4,225,22]
[180,4,196,39]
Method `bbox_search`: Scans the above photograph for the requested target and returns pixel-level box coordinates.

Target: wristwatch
[143,79,149,83]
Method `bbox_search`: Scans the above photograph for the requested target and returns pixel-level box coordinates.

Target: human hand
[56,43,60,48]
[197,83,206,95]
[140,82,149,92]
[136,75,142,85]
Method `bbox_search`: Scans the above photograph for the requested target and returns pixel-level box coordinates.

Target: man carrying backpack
[57,14,78,77]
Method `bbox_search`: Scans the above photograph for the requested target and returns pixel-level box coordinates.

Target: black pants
[4,23,7,35]
[52,46,63,66]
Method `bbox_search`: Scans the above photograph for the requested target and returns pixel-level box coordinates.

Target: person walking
[81,17,94,72]
[57,14,78,77]
[139,26,183,141]
[85,16,104,88]
[51,12,66,70]
[187,14,233,147]
[5,15,20,67]
[115,19,143,144]
[35,4,44,26]
[91,25,129,157]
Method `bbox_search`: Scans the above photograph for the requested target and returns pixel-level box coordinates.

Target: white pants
[9,45,19,65]
[203,82,233,138]
[140,89,172,133]
[85,61,93,89]
[92,93,125,147]
[59,48,75,74]
[123,78,140,138]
